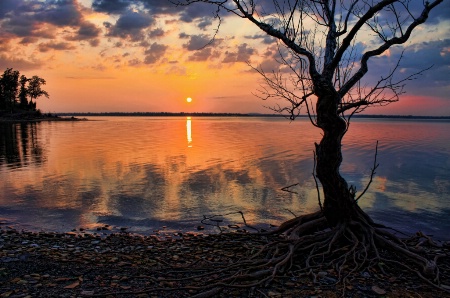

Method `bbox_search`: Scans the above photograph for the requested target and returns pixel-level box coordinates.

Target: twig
[201,211,260,232]
[281,183,299,194]
[355,141,379,202]
[284,209,298,218]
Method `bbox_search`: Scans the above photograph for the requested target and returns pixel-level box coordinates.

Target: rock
[372,285,386,295]
[17,279,29,285]
[64,281,80,289]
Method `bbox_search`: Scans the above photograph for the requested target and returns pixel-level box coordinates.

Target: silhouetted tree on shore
[178,0,446,293]
[19,75,29,109]
[0,68,49,113]
[0,68,20,112]
[27,76,49,110]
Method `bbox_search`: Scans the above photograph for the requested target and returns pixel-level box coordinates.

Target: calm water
[0,117,449,239]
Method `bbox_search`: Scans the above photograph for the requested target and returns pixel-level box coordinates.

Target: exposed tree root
[92,211,449,297]
[185,211,449,297]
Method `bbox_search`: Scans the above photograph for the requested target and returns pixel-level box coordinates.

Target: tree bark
[315,80,357,226]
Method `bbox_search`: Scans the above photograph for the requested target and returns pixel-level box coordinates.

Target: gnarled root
[186,210,448,296]
[96,211,449,297]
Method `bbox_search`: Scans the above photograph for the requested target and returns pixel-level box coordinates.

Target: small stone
[197,226,204,230]
[372,285,386,295]
[64,281,80,289]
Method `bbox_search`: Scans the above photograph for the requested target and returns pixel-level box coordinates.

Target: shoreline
[1,226,449,297]
[0,116,87,123]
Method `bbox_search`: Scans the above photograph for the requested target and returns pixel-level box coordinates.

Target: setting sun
[186,97,192,103]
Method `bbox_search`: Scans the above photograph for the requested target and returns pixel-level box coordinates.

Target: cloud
[179,32,190,39]
[222,43,256,63]
[245,34,276,45]
[165,65,187,76]
[400,39,450,97]
[1,14,44,38]
[140,0,179,14]
[0,0,89,42]
[0,53,43,71]
[0,0,21,18]
[149,28,165,38]
[44,0,83,26]
[183,34,214,51]
[144,42,168,64]
[349,38,450,102]
[19,37,39,44]
[92,0,132,14]
[105,10,155,41]
[89,39,100,47]
[141,0,217,29]
[188,48,214,61]
[38,41,76,52]
[197,17,213,30]
[178,3,216,23]
[128,58,141,66]
[67,21,102,41]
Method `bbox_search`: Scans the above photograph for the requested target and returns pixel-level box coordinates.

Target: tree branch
[338,0,443,97]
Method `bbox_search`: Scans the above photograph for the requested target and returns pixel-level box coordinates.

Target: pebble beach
[1,224,449,297]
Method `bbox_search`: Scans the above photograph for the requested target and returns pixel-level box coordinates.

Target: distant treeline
[351,114,450,120]
[57,112,270,117]
[57,112,450,120]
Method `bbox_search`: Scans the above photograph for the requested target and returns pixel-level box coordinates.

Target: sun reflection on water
[186,117,192,147]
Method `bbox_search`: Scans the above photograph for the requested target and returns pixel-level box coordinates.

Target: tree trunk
[315,82,357,226]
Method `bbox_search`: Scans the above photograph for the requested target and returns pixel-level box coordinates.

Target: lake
[0,116,449,239]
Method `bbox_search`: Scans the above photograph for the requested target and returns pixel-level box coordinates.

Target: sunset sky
[0,0,449,115]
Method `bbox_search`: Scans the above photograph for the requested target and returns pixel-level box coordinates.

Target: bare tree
[175,0,447,293]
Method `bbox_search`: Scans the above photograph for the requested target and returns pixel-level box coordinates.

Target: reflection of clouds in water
[434,178,450,194]
[368,203,450,240]
[361,174,449,218]
[1,118,449,239]
[112,195,159,219]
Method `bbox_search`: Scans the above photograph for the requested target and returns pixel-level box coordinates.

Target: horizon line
[55,112,450,119]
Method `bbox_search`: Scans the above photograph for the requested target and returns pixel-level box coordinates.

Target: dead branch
[281,182,299,193]
[355,140,379,202]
